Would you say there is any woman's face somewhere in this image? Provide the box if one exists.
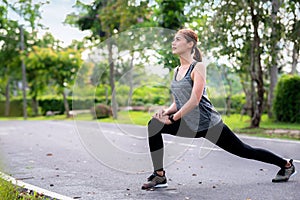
[171,33,193,55]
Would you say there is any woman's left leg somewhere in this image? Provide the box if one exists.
[209,123,287,168]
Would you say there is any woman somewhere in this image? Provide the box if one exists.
[141,28,296,190]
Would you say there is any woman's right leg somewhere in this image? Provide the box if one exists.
[148,118,206,171]
[142,118,183,189]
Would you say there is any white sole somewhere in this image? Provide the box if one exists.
[154,183,168,188]
[290,170,297,178]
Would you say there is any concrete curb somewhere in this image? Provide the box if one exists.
[0,171,73,200]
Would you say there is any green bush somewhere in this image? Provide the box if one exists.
[38,97,65,115]
[131,86,170,106]
[0,99,25,117]
[92,104,112,119]
[273,74,300,123]
[0,96,109,117]
[230,94,246,113]
[210,94,245,114]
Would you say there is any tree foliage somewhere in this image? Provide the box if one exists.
[24,45,83,117]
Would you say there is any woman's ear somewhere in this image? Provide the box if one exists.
[187,41,194,49]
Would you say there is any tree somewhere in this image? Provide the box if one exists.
[266,0,281,118]
[248,0,265,127]
[153,0,188,69]
[25,45,83,117]
[1,0,46,118]
[188,0,282,127]
[0,3,22,116]
[65,0,150,119]
[285,0,300,74]
[52,47,83,118]
[26,33,62,116]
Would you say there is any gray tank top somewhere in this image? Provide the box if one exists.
[171,61,222,132]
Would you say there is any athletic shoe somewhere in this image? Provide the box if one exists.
[141,171,168,189]
[272,159,297,182]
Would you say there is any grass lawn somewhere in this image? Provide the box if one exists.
[0,177,48,200]
[1,111,300,140]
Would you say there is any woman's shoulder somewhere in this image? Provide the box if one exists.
[194,61,205,68]
[191,62,206,79]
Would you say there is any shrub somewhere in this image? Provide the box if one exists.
[0,99,27,117]
[273,74,300,123]
[230,94,246,113]
[0,96,110,117]
[210,94,245,114]
[92,104,112,119]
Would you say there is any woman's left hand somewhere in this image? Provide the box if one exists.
[153,115,172,125]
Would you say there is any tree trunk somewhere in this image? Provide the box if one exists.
[291,41,299,74]
[267,0,280,118]
[249,0,264,128]
[62,91,70,118]
[20,26,27,120]
[32,96,39,116]
[239,73,252,117]
[5,78,10,117]
[128,52,134,106]
[222,66,232,115]
[290,4,299,75]
[108,39,118,119]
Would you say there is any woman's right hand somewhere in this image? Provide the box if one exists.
[152,109,166,118]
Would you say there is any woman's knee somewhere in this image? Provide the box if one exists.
[147,118,164,137]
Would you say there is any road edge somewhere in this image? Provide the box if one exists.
[0,171,74,200]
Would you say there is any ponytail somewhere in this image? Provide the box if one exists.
[193,46,202,62]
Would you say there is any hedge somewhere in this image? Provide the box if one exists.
[0,97,109,117]
[0,93,247,117]
[273,74,300,123]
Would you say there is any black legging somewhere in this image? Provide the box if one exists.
[148,118,287,171]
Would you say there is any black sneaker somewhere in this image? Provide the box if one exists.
[272,159,297,182]
[141,171,168,190]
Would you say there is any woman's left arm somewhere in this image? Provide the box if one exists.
[172,62,206,121]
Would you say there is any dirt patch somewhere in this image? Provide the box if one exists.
[264,129,300,139]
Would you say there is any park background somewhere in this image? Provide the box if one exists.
[0,0,300,132]
[0,0,300,198]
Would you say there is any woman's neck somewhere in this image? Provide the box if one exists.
[179,53,193,68]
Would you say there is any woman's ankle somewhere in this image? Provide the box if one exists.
[285,161,291,168]
[156,170,164,176]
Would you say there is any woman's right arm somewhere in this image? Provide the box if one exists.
[163,102,177,115]
[154,67,178,118]
[163,67,179,115]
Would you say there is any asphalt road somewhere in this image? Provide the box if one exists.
[0,120,299,200]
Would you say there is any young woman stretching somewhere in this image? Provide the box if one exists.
[141,28,296,190]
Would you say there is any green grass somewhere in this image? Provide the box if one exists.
[0,177,50,200]
[96,110,153,126]
[222,114,300,140]
[1,112,300,140]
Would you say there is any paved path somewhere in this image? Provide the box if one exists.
[0,120,299,200]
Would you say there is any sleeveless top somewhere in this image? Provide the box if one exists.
[170,61,222,132]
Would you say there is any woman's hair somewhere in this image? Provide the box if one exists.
[177,29,202,62]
